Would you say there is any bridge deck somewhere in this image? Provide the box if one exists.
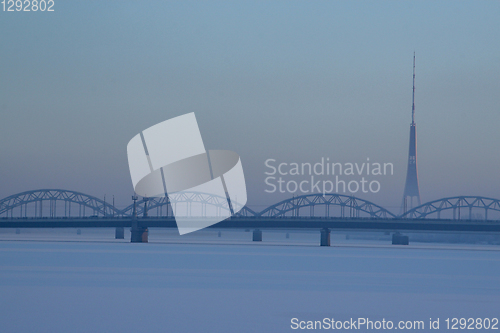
[1,217,500,233]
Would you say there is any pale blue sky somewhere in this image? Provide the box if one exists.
[1,0,499,211]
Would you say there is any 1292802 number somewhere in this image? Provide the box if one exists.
[2,0,54,11]
[445,318,499,330]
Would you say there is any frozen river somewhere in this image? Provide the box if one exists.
[0,229,499,332]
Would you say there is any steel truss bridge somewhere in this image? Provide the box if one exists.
[1,189,500,244]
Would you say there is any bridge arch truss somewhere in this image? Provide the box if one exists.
[400,196,500,221]
[0,189,120,218]
[257,194,396,219]
[4,190,500,224]
[120,192,258,218]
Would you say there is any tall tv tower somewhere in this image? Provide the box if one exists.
[402,53,421,212]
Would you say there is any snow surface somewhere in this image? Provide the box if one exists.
[0,229,499,332]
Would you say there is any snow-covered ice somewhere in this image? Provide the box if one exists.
[0,229,499,332]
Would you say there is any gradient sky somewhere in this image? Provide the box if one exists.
[1,0,499,212]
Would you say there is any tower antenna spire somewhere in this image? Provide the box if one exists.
[402,52,421,213]
[412,52,415,125]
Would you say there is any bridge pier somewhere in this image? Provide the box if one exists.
[130,218,147,243]
[131,227,148,243]
[115,227,124,239]
[320,228,331,246]
[253,229,262,241]
[392,232,409,245]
